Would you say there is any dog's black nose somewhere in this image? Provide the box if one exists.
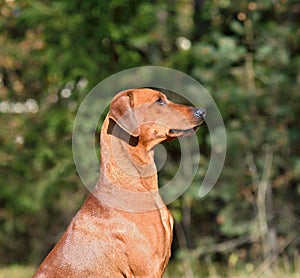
[194,108,206,119]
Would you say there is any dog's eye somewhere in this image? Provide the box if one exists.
[156,98,166,105]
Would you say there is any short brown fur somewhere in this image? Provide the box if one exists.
[34,88,205,278]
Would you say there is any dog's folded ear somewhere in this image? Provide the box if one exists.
[109,90,140,137]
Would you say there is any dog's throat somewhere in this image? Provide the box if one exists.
[107,118,139,147]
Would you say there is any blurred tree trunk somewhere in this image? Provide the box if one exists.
[192,0,208,41]
[247,148,278,266]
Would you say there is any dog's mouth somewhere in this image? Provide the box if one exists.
[168,125,201,138]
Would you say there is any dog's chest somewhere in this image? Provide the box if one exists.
[114,207,173,275]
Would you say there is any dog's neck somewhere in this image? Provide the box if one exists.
[98,117,158,193]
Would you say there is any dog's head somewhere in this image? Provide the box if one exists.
[108,88,206,150]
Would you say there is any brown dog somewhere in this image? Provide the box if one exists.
[34,88,206,277]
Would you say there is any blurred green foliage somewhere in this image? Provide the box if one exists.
[0,0,300,275]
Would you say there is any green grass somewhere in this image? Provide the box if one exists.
[0,265,35,278]
[1,261,300,278]
[164,255,300,278]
